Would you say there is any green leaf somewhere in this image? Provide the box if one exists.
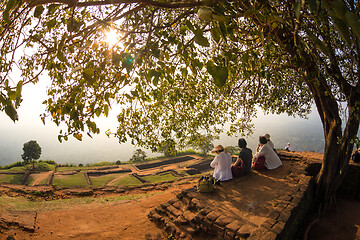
[213,67,228,88]
[3,10,10,24]
[58,135,62,143]
[211,26,221,43]
[212,13,227,22]
[244,9,257,18]
[219,22,228,41]
[104,104,109,117]
[332,17,351,46]
[34,6,45,18]
[206,61,228,88]
[194,32,210,47]
[345,11,360,42]
[305,28,329,56]
[46,18,57,30]
[294,1,301,20]
[57,50,67,62]
[5,104,18,122]
[6,0,16,10]
[15,80,23,104]
[185,20,195,33]
[83,68,95,84]
[95,108,101,117]
[308,0,318,13]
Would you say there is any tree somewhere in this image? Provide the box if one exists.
[225,146,240,156]
[2,0,360,235]
[21,140,42,169]
[129,149,147,162]
[189,133,214,155]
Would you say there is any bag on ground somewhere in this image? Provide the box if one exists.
[197,175,215,193]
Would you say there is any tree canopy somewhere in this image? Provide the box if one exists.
[21,140,42,166]
[2,0,360,232]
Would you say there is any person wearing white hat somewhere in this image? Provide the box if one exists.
[264,133,275,150]
[210,145,233,182]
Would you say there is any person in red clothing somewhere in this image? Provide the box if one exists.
[231,138,252,177]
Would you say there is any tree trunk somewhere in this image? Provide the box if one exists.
[298,54,360,238]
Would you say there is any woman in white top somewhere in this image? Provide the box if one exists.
[253,136,282,170]
[210,145,233,181]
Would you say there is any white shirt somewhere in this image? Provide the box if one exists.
[254,144,282,170]
[210,152,233,181]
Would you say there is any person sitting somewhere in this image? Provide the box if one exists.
[285,143,291,152]
[231,138,252,177]
[264,133,275,149]
[210,145,233,182]
[253,136,282,170]
[352,147,360,163]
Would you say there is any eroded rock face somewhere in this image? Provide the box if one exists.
[0,210,37,233]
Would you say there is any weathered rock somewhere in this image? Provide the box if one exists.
[261,218,277,230]
[215,216,232,227]
[205,211,221,222]
[182,211,196,223]
[226,220,244,233]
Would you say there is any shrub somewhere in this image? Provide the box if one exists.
[2,161,24,170]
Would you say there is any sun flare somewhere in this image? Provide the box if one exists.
[105,28,120,47]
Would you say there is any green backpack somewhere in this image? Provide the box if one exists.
[197,176,215,193]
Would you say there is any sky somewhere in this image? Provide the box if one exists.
[0,75,326,166]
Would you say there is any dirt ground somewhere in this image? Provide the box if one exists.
[1,151,360,240]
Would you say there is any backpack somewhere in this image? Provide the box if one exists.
[252,155,266,170]
[197,176,215,193]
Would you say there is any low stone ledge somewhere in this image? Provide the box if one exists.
[205,211,221,222]
[167,205,182,218]
[215,216,232,227]
[267,210,280,220]
[247,226,268,240]
[261,218,277,230]
[225,220,244,233]
[182,211,196,223]
[271,221,286,235]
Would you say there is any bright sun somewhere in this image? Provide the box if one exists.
[105,28,120,47]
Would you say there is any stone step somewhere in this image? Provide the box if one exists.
[148,188,261,240]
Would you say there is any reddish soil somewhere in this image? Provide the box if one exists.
[1,151,360,240]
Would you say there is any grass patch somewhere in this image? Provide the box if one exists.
[90,174,123,187]
[0,166,28,173]
[38,177,49,185]
[0,191,162,212]
[111,175,143,186]
[27,175,36,186]
[52,173,88,187]
[142,173,178,183]
[0,174,23,184]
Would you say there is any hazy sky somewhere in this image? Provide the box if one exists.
[0,76,326,166]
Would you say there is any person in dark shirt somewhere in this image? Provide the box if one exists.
[231,138,253,177]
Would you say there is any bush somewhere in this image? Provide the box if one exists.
[35,162,56,172]
[115,160,121,165]
[39,160,57,165]
[79,163,84,167]
[2,161,24,170]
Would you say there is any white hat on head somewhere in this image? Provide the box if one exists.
[264,134,270,140]
[211,145,224,153]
